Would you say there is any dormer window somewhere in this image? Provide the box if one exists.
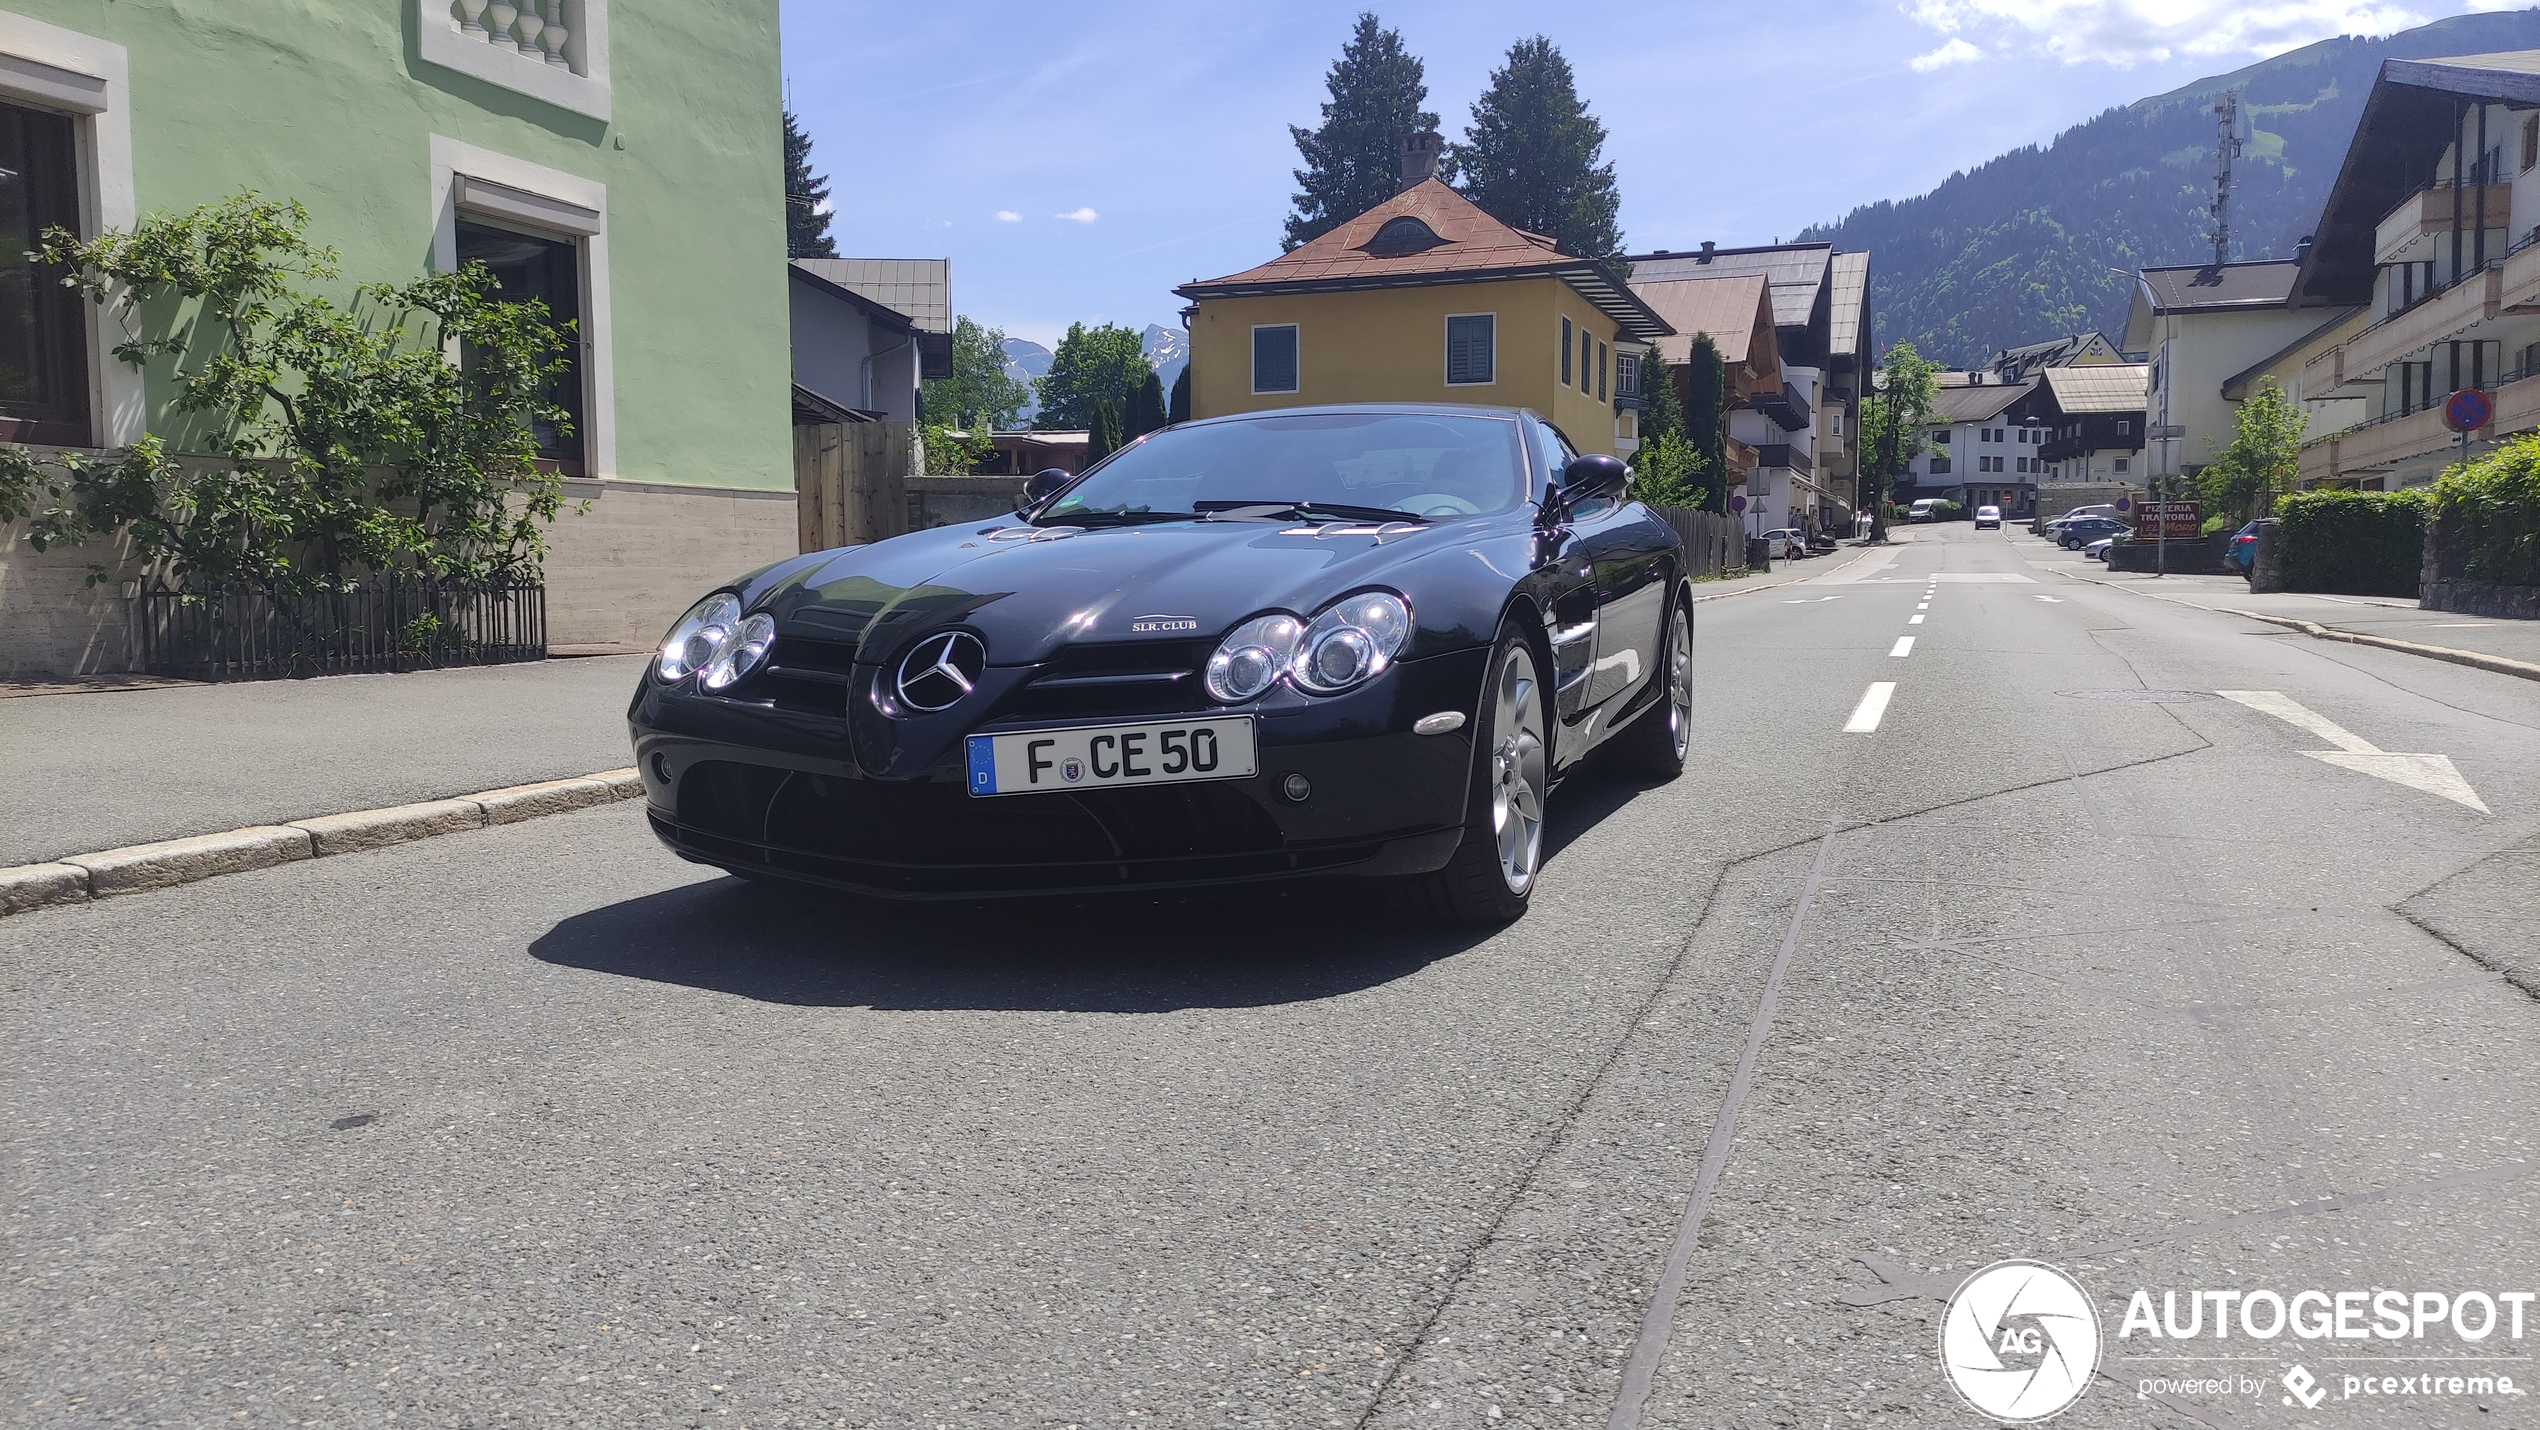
[1362,216,1446,257]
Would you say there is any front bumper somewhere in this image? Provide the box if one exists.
[627,646,1488,899]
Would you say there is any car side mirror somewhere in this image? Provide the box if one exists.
[1558,453,1629,512]
[1021,467,1073,507]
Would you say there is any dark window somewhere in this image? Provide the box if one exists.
[0,102,89,445]
[1579,328,1592,392]
[1362,216,1445,257]
[1930,428,1950,444]
[1560,316,1572,385]
[1596,341,1607,401]
[456,220,585,473]
[1446,314,1494,385]
[1928,457,1951,475]
[1251,323,1299,394]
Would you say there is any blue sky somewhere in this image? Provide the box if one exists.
[780,1,2520,348]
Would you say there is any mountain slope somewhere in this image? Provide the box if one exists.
[1801,9,2540,365]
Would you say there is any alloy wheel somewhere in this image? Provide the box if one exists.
[1664,607,1692,759]
[1490,645,1547,894]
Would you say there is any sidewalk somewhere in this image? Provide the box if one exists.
[2016,538,2540,670]
[0,656,648,868]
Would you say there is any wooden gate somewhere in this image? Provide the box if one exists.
[794,421,913,552]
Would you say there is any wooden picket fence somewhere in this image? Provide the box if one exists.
[1647,502,1747,580]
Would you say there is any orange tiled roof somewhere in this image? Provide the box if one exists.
[1176,179,1670,341]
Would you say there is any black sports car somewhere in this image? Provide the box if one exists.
[629,403,1692,922]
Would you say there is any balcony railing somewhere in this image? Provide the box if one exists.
[2301,262,2501,394]
[449,0,588,72]
[1755,443,1813,475]
[2373,182,2512,267]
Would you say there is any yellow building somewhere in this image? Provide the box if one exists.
[1173,174,1671,457]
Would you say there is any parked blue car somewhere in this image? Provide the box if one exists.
[2225,521,2261,575]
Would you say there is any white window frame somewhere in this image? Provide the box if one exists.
[1250,322,1299,395]
[415,0,610,122]
[0,11,139,449]
[1444,311,1496,387]
[431,134,615,477]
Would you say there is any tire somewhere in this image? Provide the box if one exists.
[1608,597,1691,781]
[1404,626,1547,925]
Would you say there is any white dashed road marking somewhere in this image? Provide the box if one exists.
[1889,637,1915,658]
[1908,614,1924,624]
[1844,682,1897,733]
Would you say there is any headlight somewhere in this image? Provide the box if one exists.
[1294,591,1409,693]
[700,612,776,691]
[1204,614,1303,702]
[1204,592,1410,702]
[657,592,742,682]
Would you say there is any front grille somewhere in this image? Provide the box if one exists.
[664,759,1358,895]
[756,633,861,714]
[1005,639,1213,721]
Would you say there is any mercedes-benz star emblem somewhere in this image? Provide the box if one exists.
[894,631,985,712]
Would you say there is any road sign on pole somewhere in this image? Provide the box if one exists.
[2443,388,2492,433]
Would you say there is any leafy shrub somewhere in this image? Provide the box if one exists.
[2199,513,2233,537]
[1629,429,1707,507]
[2275,488,2426,596]
[2428,435,2540,586]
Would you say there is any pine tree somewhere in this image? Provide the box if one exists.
[1085,397,1123,466]
[1124,371,1169,440]
[784,110,836,259]
[1168,364,1192,424]
[1283,13,1441,251]
[1451,37,1621,258]
[1682,337,1728,514]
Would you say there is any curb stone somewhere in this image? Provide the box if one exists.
[2039,564,2540,683]
[0,767,645,917]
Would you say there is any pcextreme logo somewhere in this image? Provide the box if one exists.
[1940,1261,2102,1423]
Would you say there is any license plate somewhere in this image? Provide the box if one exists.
[965,717,1257,797]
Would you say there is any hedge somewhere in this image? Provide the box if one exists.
[2275,488,2426,596]
[2428,435,2540,587]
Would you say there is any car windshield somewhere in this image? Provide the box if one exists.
[1037,411,1530,524]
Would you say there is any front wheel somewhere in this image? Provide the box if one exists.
[1404,627,1547,925]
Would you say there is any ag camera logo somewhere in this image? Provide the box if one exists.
[1940,1260,2102,1423]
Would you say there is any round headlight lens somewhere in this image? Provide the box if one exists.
[1204,614,1304,702]
[657,592,742,682]
[1292,591,1411,693]
[700,612,777,691]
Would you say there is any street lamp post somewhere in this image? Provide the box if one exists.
[2112,265,2178,577]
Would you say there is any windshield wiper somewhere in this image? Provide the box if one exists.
[1193,499,1426,525]
[1035,508,1185,528]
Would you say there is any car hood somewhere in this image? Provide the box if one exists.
[743,515,1513,666]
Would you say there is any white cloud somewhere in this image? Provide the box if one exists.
[994,209,1021,222]
[1911,37,1984,70]
[1903,0,2431,66]
[1054,206,1099,223]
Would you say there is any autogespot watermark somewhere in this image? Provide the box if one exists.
[1937,1266,2534,1422]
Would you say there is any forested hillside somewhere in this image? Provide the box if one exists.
[1802,10,2540,365]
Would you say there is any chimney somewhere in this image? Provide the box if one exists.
[1399,130,1443,190]
[1697,240,1716,263]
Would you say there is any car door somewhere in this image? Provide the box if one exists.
[1532,420,1602,727]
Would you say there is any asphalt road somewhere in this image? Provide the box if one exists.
[7,525,2537,1429]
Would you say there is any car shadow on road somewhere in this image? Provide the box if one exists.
[528,878,1499,1013]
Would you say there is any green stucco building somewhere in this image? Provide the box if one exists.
[0,0,800,672]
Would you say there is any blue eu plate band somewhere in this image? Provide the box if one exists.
[965,736,997,794]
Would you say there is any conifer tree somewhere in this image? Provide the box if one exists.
[1683,337,1728,513]
[783,110,836,259]
[1283,14,1441,250]
[1168,364,1192,425]
[1451,37,1621,258]
[1125,371,1169,439]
